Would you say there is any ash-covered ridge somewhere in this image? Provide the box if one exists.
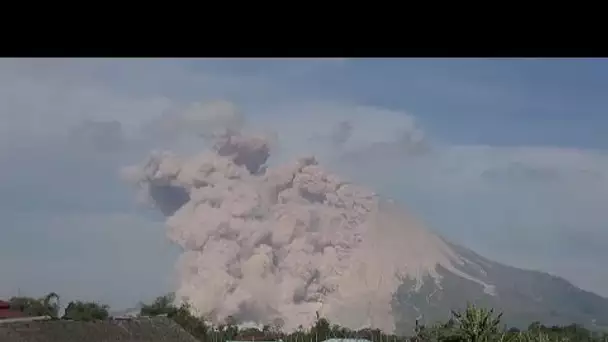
[124,131,497,333]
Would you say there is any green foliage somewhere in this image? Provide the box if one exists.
[310,312,332,341]
[139,294,208,341]
[140,293,178,317]
[451,304,503,342]
[62,300,109,321]
[169,302,209,341]
[9,292,60,318]
[9,291,608,342]
[409,304,608,342]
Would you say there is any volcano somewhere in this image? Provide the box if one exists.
[124,131,608,334]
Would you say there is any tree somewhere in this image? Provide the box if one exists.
[311,313,331,342]
[9,292,60,318]
[62,300,109,321]
[412,318,461,342]
[140,293,178,317]
[170,302,208,341]
[140,295,208,341]
[224,315,239,340]
[450,304,503,342]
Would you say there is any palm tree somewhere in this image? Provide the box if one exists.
[451,303,503,342]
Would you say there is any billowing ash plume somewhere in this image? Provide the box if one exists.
[124,130,495,333]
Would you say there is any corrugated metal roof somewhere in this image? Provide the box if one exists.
[0,316,201,342]
[321,339,373,342]
[0,316,51,324]
[227,340,281,342]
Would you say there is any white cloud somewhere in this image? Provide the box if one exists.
[0,59,174,147]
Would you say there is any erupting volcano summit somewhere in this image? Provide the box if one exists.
[124,130,504,333]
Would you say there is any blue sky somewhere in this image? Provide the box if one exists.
[1,58,607,310]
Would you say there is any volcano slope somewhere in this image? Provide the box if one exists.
[393,241,608,334]
[125,131,608,334]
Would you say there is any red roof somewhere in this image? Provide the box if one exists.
[0,309,27,319]
[0,300,27,319]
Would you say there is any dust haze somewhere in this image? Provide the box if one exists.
[123,102,494,333]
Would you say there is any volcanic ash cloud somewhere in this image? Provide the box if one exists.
[125,131,493,333]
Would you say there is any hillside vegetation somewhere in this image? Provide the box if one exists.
[4,292,608,342]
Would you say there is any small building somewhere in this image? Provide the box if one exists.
[0,300,27,320]
[0,316,200,342]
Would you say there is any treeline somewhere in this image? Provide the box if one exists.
[6,292,109,321]
[5,292,608,342]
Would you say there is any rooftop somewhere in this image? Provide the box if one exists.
[0,316,201,342]
[0,300,28,320]
[321,339,373,342]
